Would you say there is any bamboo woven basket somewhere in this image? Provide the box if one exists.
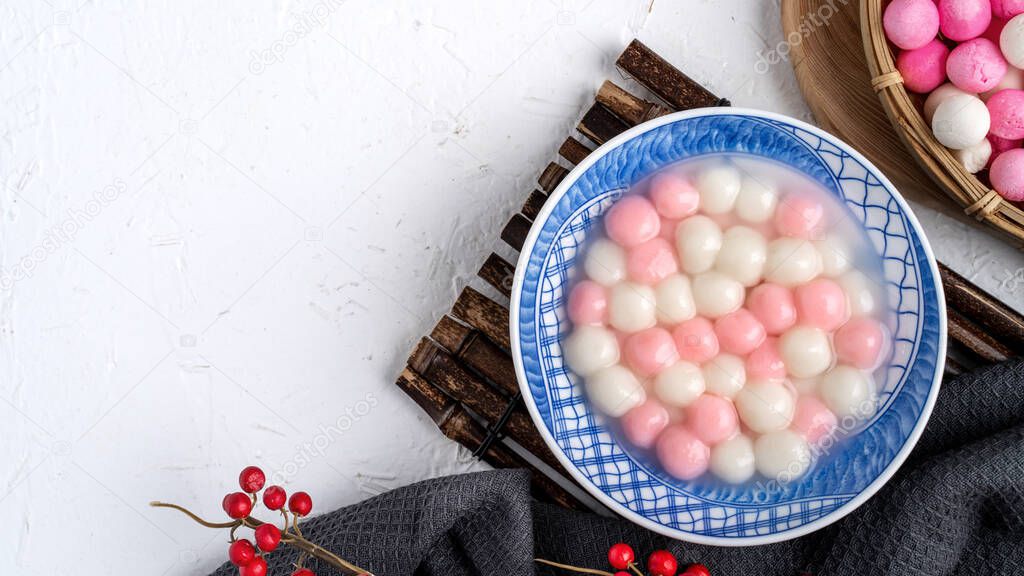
[861,0,1024,243]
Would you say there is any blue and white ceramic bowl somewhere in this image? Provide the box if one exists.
[510,108,946,546]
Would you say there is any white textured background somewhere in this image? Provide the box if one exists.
[2,1,1022,574]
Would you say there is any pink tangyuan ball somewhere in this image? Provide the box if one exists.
[746,283,798,336]
[884,0,941,49]
[685,394,740,446]
[938,0,993,41]
[791,396,839,444]
[714,309,767,356]
[992,0,1024,19]
[834,317,890,370]
[746,337,787,381]
[656,425,710,480]
[567,281,608,326]
[623,327,679,378]
[946,38,1008,92]
[627,238,679,284]
[621,399,671,449]
[672,317,720,364]
[991,148,1024,200]
[987,89,1024,139]
[897,39,951,93]
[774,193,826,239]
[649,172,700,219]
[794,278,850,332]
[605,195,660,248]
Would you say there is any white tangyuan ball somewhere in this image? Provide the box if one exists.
[586,365,646,417]
[923,83,970,123]
[779,326,833,378]
[702,354,746,398]
[609,282,657,333]
[715,226,768,287]
[954,138,993,174]
[982,66,1024,101]
[820,365,877,419]
[563,326,619,376]
[655,274,696,324]
[654,361,706,407]
[710,434,757,484]
[838,270,879,317]
[675,215,723,274]
[696,165,742,214]
[735,176,779,223]
[1001,14,1024,68]
[691,271,745,318]
[764,238,822,286]
[584,238,627,286]
[735,380,795,433]
[931,94,990,150]
[755,430,811,480]
[815,235,853,277]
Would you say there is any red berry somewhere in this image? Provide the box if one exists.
[615,573,631,576]
[239,556,267,576]
[648,550,678,576]
[254,523,282,552]
[288,491,312,516]
[292,570,315,576]
[223,492,253,519]
[239,466,266,493]
[607,543,636,570]
[228,539,256,567]
[682,564,711,576]
[263,485,287,510]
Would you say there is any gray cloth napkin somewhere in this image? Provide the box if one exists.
[210,359,1024,576]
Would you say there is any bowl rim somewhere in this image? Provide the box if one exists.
[509,106,947,546]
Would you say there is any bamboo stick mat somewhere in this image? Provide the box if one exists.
[394,40,1024,510]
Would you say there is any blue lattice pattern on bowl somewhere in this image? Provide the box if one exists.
[511,110,945,545]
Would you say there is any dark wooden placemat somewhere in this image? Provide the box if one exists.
[394,40,1024,510]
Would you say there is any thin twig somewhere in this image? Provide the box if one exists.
[151,501,374,575]
[535,558,615,575]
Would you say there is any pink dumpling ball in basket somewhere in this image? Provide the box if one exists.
[897,39,951,93]
[884,0,941,49]
[987,89,1024,139]
[605,195,660,247]
[993,0,1024,19]
[939,0,993,41]
[991,148,1024,200]
[946,39,1008,92]
[989,134,1024,163]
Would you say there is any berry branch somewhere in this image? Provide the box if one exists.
[535,543,711,576]
[151,466,373,576]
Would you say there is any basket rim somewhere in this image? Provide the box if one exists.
[859,0,1024,243]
